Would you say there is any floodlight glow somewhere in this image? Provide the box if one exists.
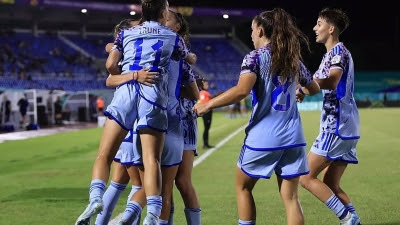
[81,9,87,14]
[223,14,229,19]
[130,11,136,15]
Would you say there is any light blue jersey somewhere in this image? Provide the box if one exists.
[179,62,198,152]
[114,21,190,109]
[131,58,195,166]
[240,44,313,150]
[314,42,360,139]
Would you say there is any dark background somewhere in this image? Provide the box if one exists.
[81,0,400,71]
[1,0,399,72]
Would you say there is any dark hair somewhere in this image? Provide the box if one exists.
[141,0,167,22]
[319,8,350,34]
[112,18,140,38]
[253,8,310,81]
[168,10,190,46]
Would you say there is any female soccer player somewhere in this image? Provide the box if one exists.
[94,18,145,225]
[299,8,361,225]
[166,10,202,225]
[112,10,199,225]
[193,8,320,225]
[74,0,195,224]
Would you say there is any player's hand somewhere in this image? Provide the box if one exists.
[192,102,210,116]
[105,43,114,53]
[137,68,159,87]
[296,88,305,103]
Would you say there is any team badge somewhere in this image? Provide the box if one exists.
[331,55,341,64]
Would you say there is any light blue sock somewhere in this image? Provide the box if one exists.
[167,204,174,225]
[184,208,201,225]
[325,194,348,219]
[95,181,127,225]
[344,203,358,217]
[89,179,106,201]
[121,201,142,224]
[147,195,162,218]
[238,219,255,225]
[127,185,142,203]
[159,219,168,225]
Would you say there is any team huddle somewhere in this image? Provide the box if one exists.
[74,0,361,225]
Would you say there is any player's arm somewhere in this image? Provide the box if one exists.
[105,43,114,53]
[185,52,197,65]
[296,79,320,96]
[193,73,256,116]
[172,37,197,65]
[105,47,122,75]
[181,81,200,100]
[106,68,159,87]
[295,61,321,102]
[180,61,199,100]
[106,31,124,75]
[296,80,320,103]
[314,68,342,90]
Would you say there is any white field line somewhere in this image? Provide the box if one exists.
[108,124,247,225]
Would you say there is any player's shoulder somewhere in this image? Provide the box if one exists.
[330,42,350,56]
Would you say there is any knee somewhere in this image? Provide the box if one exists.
[281,191,299,202]
[299,176,310,189]
[235,182,253,193]
[324,181,341,193]
[175,176,189,191]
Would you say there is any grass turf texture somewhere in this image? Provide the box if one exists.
[0,108,399,224]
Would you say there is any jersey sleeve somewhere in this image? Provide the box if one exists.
[171,35,189,61]
[298,61,313,86]
[240,50,259,76]
[181,61,196,86]
[329,45,347,71]
[113,30,124,52]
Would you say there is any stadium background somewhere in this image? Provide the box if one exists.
[0,0,399,130]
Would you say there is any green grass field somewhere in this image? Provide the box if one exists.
[0,108,399,225]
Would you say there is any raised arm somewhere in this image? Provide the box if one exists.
[193,73,256,116]
[105,48,122,75]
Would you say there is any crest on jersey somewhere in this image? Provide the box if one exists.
[331,55,341,64]
[241,58,248,67]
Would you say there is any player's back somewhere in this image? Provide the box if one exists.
[114,21,183,108]
[244,45,306,150]
[118,21,179,74]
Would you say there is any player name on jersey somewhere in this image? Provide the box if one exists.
[139,27,162,35]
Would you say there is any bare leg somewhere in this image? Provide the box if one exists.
[175,151,200,208]
[235,167,258,221]
[323,161,350,204]
[128,166,146,207]
[139,128,165,196]
[299,152,333,202]
[277,176,304,225]
[92,118,128,182]
[160,166,179,220]
[111,161,130,184]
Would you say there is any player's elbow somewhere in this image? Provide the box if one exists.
[105,61,119,74]
[236,89,250,101]
[186,53,197,65]
[105,79,112,87]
